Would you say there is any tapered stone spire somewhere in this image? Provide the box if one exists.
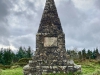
[38,0,63,33]
[36,0,66,62]
[23,0,81,75]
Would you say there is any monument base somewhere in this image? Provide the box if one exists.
[23,59,81,75]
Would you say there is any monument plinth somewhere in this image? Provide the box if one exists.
[23,0,81,75]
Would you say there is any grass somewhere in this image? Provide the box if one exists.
[78,60,100,75]
[0,67,23,75]
[0,60,100,75]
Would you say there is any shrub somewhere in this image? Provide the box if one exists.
[94,60,100,64]
[74,59,80,63]
[16,58,32,67]
[97,60,100,64]
[11,65,20,69]
[0,64,4,69]
[0,64,11,69]
[4,65,11,69]
[18,58,32,63]
[16,63,27,67]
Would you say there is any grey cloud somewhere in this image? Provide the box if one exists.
[7,0,44,49]
[95,0,100,9]
[25,0,36,11]
[0,22,9,37]
[57,0,100,50]
[0,0,9,21]
[0,0,12,46]
[11,0,37,21]
[11,34,35,48]
[0,37,10,46]
[9,0,43,34]
[58,0,87,27]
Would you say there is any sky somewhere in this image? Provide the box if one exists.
[0,0,100,51]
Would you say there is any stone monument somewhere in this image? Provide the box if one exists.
[23,0,81,75]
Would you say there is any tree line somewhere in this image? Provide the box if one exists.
[0,47,100,65]
[67,48,100,60]
[0,46,33,65]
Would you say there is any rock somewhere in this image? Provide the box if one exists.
[23,65,30,75]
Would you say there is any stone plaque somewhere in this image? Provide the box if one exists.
[44,37,57,47]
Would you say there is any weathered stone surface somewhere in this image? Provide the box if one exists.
[23,0,81,75]
[38,0,63,34]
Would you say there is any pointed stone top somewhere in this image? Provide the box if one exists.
[38,0,63,34]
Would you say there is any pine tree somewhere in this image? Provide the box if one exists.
[78,51,82,60]
[16,46,26,59]
[0,48,4,64]
[87,49,92,60]
[3,48,14,65]
[82,48,86,60]
[26,46,33,58]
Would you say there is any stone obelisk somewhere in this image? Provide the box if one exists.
[23,0,81,75]
[36,0,67,63]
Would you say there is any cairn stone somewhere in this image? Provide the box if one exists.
[23,0,81,75]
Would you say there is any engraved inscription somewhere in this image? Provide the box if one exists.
[44,37,57,47]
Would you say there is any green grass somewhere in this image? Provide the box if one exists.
[78,60,100,75]
[0,60,100,75]
[0,67,23,75]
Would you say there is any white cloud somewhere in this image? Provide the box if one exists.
[72,0,95,11]
[10,34,35,49]
[0,44,17,51]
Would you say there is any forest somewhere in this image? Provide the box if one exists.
[0,47,100,66]
[0,46,33,66]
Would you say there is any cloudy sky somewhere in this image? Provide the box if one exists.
[0,0,100,51]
